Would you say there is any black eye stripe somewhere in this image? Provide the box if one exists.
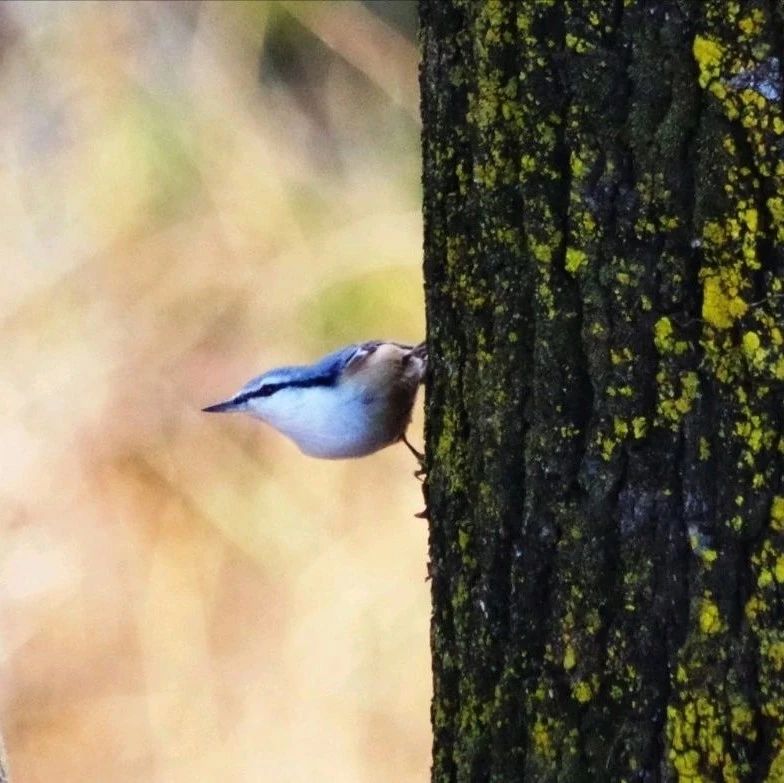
[236,383,283,402]
[234,374,336,404]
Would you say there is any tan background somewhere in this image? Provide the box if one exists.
[0,2,430,781]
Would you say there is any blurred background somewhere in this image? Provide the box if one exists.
[0,2,429,781]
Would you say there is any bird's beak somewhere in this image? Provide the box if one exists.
[202,400,238,413]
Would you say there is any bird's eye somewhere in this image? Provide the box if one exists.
[252,383,276,399]
[234,381,283,405]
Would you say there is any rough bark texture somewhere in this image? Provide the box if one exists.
[420,1,784,781]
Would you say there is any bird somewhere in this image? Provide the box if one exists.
[203,340,427,460]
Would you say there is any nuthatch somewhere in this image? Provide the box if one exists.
[203,341,427,460]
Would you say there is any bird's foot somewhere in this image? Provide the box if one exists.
[401,433,426,482]
[400,434,428,516]
[400,432,424,462]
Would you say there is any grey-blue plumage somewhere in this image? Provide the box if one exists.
[203,341,426,458]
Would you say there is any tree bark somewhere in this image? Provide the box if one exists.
[420,1,784,780]
[0,734,9,783]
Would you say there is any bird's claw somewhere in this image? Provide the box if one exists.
[401,433,427,481]
[401,433,425,462]
[400,434,428,516]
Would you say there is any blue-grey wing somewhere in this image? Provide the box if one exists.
[319,340,423,380]
[262,342,380,389]
[307,341,384,380]
[237,341,386,398]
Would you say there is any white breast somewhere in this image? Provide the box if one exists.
[246,384,391,459]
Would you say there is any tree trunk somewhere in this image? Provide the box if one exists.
[419,1,784,780]
[0,734,8,783]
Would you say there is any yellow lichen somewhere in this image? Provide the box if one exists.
[613,417,629,438]
[693,35,725,88]
[565,246,586,275]
[572,680,593,703]
[771,496,784,532]
[699,597,724,635]
[654,316,689,355]
[632,417,647,439]
[670,748,700,778]
[530,717,555,762]
[742,330,760,355]
[702,275,748,329]
[702,549,718,565]
[741,330,767,368]
[730,704,756,740]
[775,556,784,584]
[654,316,673,347]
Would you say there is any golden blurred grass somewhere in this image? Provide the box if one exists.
[0,2,429,781]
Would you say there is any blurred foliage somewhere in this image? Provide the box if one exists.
[0,2,428,782]
[304,267,424,348]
